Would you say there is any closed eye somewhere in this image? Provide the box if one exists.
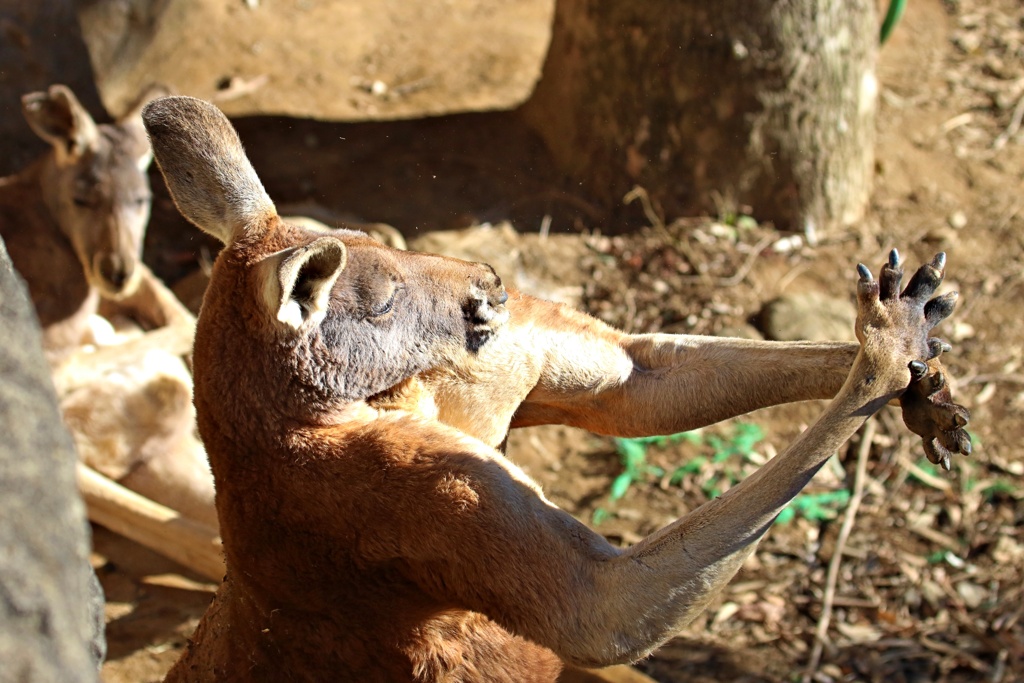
[368,284,403,318]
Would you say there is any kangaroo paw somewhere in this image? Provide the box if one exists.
[900,356,972,470]
[855,250,971,470]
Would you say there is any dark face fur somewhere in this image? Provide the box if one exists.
[51,124,152,297]
[311,235,508,403]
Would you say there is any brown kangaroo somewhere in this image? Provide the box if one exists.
[0,84,216,526]
[144,96,971,681]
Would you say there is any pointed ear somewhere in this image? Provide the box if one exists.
[259,237,347,330]
[143,96,276,245]
[21,85,99,157]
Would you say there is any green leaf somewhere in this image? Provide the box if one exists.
[609,472,634,501]
[592,507,609,525]
[776,507,796,525]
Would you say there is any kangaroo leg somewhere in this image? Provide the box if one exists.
[350,252,966,669]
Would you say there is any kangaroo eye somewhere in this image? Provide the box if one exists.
[72,196,92,208]
[368,286,401,318]
[370,297,394,317]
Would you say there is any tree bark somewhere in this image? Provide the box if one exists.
[520,0,878,234]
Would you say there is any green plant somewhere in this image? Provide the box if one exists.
[592,423,852,527]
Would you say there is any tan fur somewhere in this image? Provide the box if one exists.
[0,84,191,353]
[144,96,970,681]
[0,85,215,526]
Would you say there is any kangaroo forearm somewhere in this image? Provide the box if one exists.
[574,377,881,665]
[119,263,196,329]
[514,334,860,436]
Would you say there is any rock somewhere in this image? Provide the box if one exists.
[76,0,554,120]
[716,323,764,340]
[0,0,104,174]
[0,238,103,681]
[757,291,857,342]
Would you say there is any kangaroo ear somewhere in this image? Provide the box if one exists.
[259,237,347,330]
[143,95,276,245]
[22,85,99,158]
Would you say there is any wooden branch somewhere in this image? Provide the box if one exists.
[77,463,224,582]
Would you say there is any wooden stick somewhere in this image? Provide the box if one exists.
[803,417,876,681]
[76,463,224,582]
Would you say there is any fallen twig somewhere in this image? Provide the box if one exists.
[803,418,876,682]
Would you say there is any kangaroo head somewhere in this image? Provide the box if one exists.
[143,96,509,430]
[24,84,155,299]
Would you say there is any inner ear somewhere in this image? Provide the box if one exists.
[262,237,347,330]
[21,85,99,157]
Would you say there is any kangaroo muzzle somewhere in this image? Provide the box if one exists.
[93,252,139,298]
[463,274,509,351]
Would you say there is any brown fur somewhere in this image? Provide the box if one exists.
[144,96,971,681]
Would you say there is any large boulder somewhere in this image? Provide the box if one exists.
[0,237,104,682]
[0,0,103,174]
[76,0,554,120]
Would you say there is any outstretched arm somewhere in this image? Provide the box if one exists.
[343,253,969,667]
[501,292,859,435]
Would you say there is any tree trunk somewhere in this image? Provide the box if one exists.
[520,0,878,235]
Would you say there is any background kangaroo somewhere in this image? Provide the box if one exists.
[0,84,216,526]
[0,84,192,353]
[144,96,970,681]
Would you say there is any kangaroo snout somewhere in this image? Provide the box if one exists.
[463,268,509,349]
[94,252,138,297]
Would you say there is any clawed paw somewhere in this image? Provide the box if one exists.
[900,357,972,470]
[854,249,972,470]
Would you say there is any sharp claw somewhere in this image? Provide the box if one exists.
[889,248,900,268]
[941,453,951,471]
[909,360,929,381]
[928,339,953,358]
[925,291,959,326]
[857,263,872,280]
[932,252,946,273]
[957,431,972,455]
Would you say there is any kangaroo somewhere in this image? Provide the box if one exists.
[143,96,970,682]
[0,84,192,354]
[0,85,216,527]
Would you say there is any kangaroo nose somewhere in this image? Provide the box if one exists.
[466,268,509,326]
[97,253,135,292]
[468,297,500,325]
[481,264,507,304]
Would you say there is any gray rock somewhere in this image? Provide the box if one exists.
[0,237,103,682]
[758,291,857,342]
[75,0,554,120]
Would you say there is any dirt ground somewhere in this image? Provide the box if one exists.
[97,0,1023,681]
